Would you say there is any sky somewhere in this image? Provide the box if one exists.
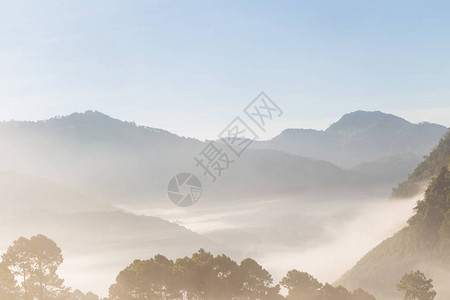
[0,0,449,140]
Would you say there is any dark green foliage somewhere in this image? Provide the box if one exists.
[339,167,450,298]
[392,130,450,198]
[397,270,436,300]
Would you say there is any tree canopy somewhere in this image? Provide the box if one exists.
[109,250,375,300]
[1,234,98,300]
[397,270,436,300]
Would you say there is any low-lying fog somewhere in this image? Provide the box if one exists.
[114,195,418,294]
[0,192,419,297]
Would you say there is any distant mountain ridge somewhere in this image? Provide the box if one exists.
[254,110,447,168]
[0,110,408,206]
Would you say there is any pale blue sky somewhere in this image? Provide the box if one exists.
[0,0,449,139]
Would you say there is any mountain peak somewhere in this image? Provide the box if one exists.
[47,110,117,125]
[326,110,410,132]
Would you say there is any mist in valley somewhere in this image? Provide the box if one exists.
[1,1,450,299]
[0,174,420,298]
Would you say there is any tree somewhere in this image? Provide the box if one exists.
[28,234,68,300]
[351,288,376,300]
[207,254,240,299]
[237,258,280,300]
[110,250,283,300]
[280,271,375,300]
[174,249,215,299]
[397,270,436,300]
[2,236,33,300]
[109,249,379,300]
[68,290,99,300]
[110,255,177,300]
[0,261,19,300]
[2,234,68,300]
[281,270,322,300]
[172,249,242,300]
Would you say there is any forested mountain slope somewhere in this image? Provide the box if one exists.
[392,130,450,199]
[338,167,450,299]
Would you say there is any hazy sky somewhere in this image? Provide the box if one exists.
[0,0,449,140]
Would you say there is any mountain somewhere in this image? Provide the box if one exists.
[254,111,447,168]
[0,111,203,204]
[392,130,450,199]
[337,167,450,300]
[0,111,398,207]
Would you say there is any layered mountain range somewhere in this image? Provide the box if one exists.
[0,110,446,206]
[0,110,448,296]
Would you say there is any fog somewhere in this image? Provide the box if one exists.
[258,197,418,284]
[118,195,419,295]
[0,169,419,297]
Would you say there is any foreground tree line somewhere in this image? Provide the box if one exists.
[0,235,437,300]
[109,249,375,300]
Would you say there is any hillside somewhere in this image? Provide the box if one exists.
[254,111,447,168]
[337,167,450,300]
[392,130,450,199]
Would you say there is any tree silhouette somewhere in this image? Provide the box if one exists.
[0,261,18,300]
[351,288,376,300]
[109,250,377,300]
[110,250,283,300]
[68,289,100,300]
[110,255,176,300]
[2,234,68,300]
[397,270,436,300]
[236,258,281,300]
[281,270,322,300]
[2,236,33,300]
[281,270,375,300]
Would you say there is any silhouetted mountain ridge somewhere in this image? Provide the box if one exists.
[255,110,447,167]
[0,111,403,206]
